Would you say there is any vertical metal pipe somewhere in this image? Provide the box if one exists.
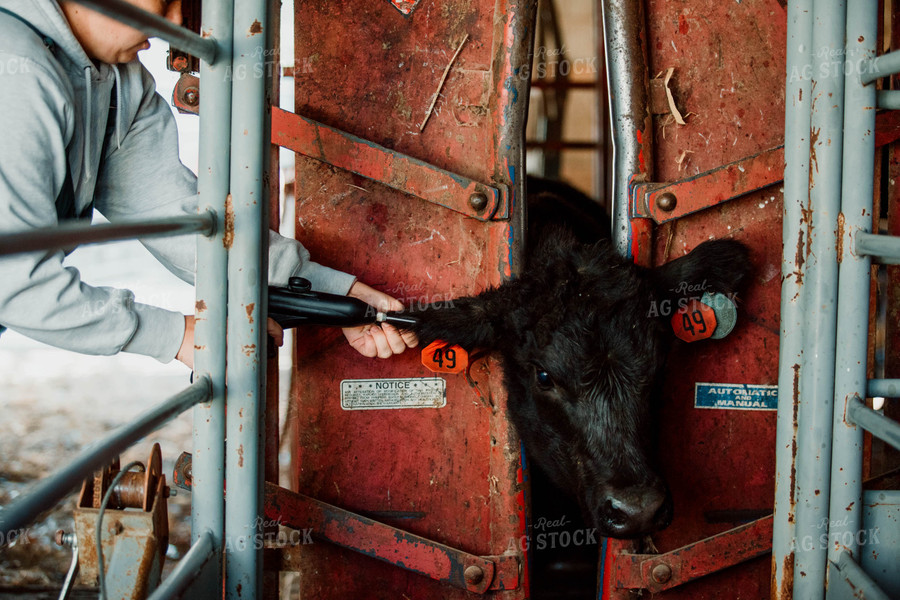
[826,1,876,584]
[773,0,813,595]
[192,0,233,594]
[599,0,653,256]
[793,0,845,596]
[225,0,268,597]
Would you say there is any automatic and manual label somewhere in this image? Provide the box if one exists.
[694,382,778,411]
[340,378,446,410]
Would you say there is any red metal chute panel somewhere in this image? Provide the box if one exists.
[602,1,787,598]
[278,2,534,598]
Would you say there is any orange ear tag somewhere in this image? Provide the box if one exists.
[671,298,717,343]
[421,340,468,374]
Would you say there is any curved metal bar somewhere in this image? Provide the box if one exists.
[0,377,211,540]
[600,0,653,256]
[146,530,216,600]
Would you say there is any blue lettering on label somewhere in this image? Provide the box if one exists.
[694,382,778,411]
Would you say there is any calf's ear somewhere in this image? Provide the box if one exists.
[407,286,516,351]
[651,239,751,302]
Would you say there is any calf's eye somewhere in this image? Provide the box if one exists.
[535,368,554,390]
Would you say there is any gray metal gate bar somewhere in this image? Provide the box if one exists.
[773,0,815,595]
[0,214,215,257]
[867,379,900,397]
[191,0,234,594]
[877,90,900,110]
[0,377,211,539]
[847,396,900,451]
[855,232,900,263]
[792,0,846,596]
[146,530,216,600]
[861,49,900,85]
[69,0,217,63]
[599,0,652,255]
[826,2,876,583]
[224,0,268,596]
[831,550,892,600]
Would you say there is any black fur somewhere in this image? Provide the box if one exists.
[409,178,751,538]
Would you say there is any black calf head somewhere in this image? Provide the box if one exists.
[412,231,750,538]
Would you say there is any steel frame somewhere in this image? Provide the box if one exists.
[0,0,269,596]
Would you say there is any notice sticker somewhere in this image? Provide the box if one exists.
[340,378,446,410]
[695,382,778,411]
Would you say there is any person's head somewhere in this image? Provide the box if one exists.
[60,0,182,64]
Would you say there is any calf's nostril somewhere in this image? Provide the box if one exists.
[603,500,629,528]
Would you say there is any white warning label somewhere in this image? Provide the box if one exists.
[340,378,446,410]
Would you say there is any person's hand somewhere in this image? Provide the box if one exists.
[343,282,419,358]
[176,315,284,370]
[176,314,195,369]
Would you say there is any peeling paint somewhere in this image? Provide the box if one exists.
[246,303,255,324]
[836,212,845,263]
[224,194,235,249]
[195,299,207,313]
[249,20,262,35]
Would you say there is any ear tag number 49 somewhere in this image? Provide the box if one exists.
[422,340,468,374]
[671,299,717,343]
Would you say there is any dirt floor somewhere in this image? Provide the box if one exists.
[0,327,197,591]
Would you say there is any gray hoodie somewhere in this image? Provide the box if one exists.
[0,0,355,362]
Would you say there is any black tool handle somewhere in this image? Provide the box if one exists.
[268,278,420,329]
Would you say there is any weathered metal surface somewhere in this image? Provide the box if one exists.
[285,1,533,598]
[614,515,773,593]
[633,146,785,224]
[596,0,787,598]
[264,483,519,593]
[271,108,505,221]
[172,73,200,115]
[74,471,169,598]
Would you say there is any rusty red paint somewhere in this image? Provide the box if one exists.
[285,1,529,597]
[636,128,646,174]
[271,108,504,221]
[599,1,787,598]
[637,146,785,224]
[615,516,773,593]
[264,483,518,593]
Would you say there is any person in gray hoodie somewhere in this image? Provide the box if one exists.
[0,0,417,367]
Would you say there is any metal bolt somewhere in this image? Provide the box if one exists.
[464,565,484,585]
[651,563,672,584]
[55,530,76,547]
[655,192,677,212]
[468,192,489,212]
[183,88,199,106]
